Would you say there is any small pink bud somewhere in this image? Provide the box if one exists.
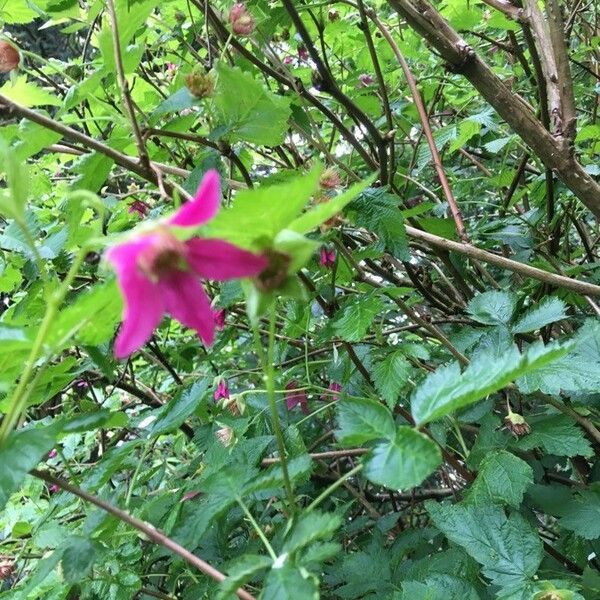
[182,490,201,502]
[283,55,293,66]
[285,381,308,414]
[229,3,255,36]
[358,73,374,87]
[213,309,226,330]
[0,41,19,73]
[298,46,309,61]
[49,484,60,494]
[214,379,230,401]
[320,168,341,189]
[321,382,342,401]
[216,426,234,447]
[319,246,336,268]
[47,449,58,459]
[128,199,150,218]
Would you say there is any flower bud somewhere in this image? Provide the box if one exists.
[328,9,339,22]
[319,246,336,268]
[0,555,14,581]
[0,41,19,73]
[504,409,530,438]
[229,3,255,36]
[213,309,226,330]
[320,168,341,189]
[185,67,215,99]
[285,381,308,414]
[214,379,230,401]
[216,426,234,447]
[358,73,374,87]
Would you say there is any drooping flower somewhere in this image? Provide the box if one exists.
[298,45,309,61]
[229,3,255,36]
[285,381,308,414]
[358,73,374,87]
[48,484,60,494]
[128,199,150,218]
[321,382,342,401]
[283,55,293,66]
[106,170,268,359]
[214,379,230,401]
[320,168,341,190]
[0,41,19,73]
[319,246,336,268]
[504,407,530,438]
[214,309,226,330]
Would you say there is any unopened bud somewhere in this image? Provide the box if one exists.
[229,3,255,36]
[320,168,341,189]
[254,249,291,292]
[328,9,339,22]
[0,41,19,73]
[0,555,14,581]
[185,67,215,99]
[504,409,530,438]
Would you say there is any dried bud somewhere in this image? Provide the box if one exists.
[185,67,215,99]
[216,426,234,447]
[504,409,530,438]
[358,73,374,87]
[0,555,14,581]
[229,3,255,36]
[0,41,19,73]
[328,9,339,22]
[254,249,291,292]
[320,168,341,189]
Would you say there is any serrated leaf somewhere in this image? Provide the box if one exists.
[152,87,196,117]
[467,290,516,325]
[262,564,319,600]
[243,455,312,495]
[559,489,600,540]
[335,397,396,445]
[512,297,568,333]
[151,379,209,435]
[411,342,567,426]
[283,510,341,553]
[426,502,543,592]
[333,295,384,342]
[0,76,61,107]
[465,450,533,507]
[217,554,272,600]
[363,427,442,490]
[61,536,96,583]
[372,350,411,408]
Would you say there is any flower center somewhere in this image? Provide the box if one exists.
[137,231,189,283]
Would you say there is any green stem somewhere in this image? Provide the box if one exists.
[0,247,89,443]
[307,464,363,512]
[237,496,277,560]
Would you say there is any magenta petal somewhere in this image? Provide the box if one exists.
[169,170,221,227]
[160,271,215,345]
[111,258,164,359]
[185,238,268,281]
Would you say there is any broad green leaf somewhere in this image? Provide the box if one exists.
[512,297,568,333]
[559,489,600,540]
[426,502,543,593]
[63,409,127,433]
[289,176,374,234]
[363,427,442,490]
[61,536,97,582]
[70,151,114,192]
[214,62,291,146]
[333,294,384,342]
[217,555,272,600]
[152,87,196,117]
[411,342,567,426]
[243,455,312,495]
[465,450,533,507]
[262,564,319,600]
[0,423,60,510]
[400,575,480,600]
[0,76,61,107]
[151,379,209,435]
[467,290,516,325]
[516,414,593,458]
[335,397,396,445]
[283,511,342,554]
[372,350,411,409]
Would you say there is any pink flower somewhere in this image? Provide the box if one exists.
[283,55,293,66]
[298,46,309,61]
[229,3,255,35]
[106,171,268,359]
[321,382,342,401]
[128,200,150,218]
[47,449,58,459]
[285,381,308,414]
[319,246,336,268]
[320,169,341,189]
[358,73,374,87]
[214,309,226,330]
[49,484,60,494]
[181,490,201,502]
[214,379,230,401]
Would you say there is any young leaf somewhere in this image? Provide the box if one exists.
[467,290,517,325]
[411,342,567,426]
[61,536,97,582]
[262,564,319,600]
[217,554,272,600]
[332,295,384,342]
[363,427,442,490]
[283,511,342,554]
[465,450,533,507]
[512,297,568,333]
[335,397,396,446]
[426,502,543,593]
[372,350,411,409]
[151,380,209,435]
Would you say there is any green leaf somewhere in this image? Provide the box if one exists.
[363,427,442,490]
[63,409,126,433]
[426,502,543,592]
[411,342,567,426]
[333,294,384,342]
[515,414,593,457]
[0,423,60,510]
[152,87,196,117]
[465,450,533,507]
[400,575,480,600]
[243,455,312,495]
[217,555,272,600]
[151,379,209,435]
[61,536,97,582]
[288,175,374,234]
[283,510,342,554]
[0,76,61,107]
[372,350,411,409]
[335,397,396,446]
[467,290,517,325]
[214,62,291,146]
[560,489,600,540]
[262,564,319,600]
[512,297,568,333]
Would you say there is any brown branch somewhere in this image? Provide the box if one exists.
[30,469,257,600]
[262,448,368,466]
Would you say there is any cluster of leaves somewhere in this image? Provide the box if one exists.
[1,1,600,599]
